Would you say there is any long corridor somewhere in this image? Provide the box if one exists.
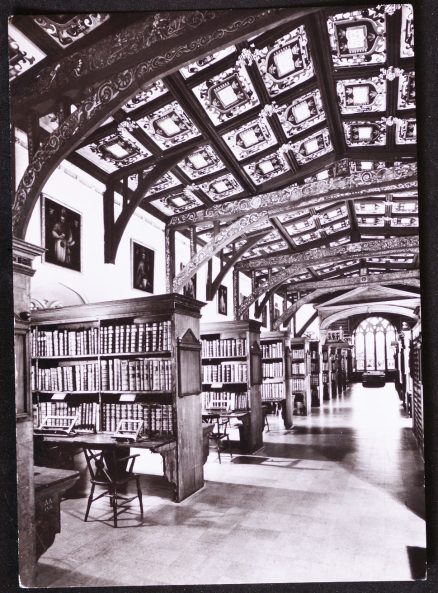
[36,382,426,587]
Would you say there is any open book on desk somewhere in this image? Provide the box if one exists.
[111,419,147,443]
[34,414,79,437]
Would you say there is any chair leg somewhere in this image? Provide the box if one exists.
[84,483,95,522]
[226,435,232,458]
[112,488,118,528]
[217,440,221,464]
[136,476,143,515]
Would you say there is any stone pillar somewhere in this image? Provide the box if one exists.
[13,238,45,587]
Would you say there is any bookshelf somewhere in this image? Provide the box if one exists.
[200,320,263,453]
[31,294,205,502]
[321,344,330,401]
[290,337,311,416]
[309,340,320,407]
[410,325,423,455]
[260,331,293,429]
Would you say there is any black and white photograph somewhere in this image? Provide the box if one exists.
[3,2,438,591]
[43,196,81,272]
[132,241,154,293]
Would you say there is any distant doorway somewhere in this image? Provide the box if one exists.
[352,316,397,372]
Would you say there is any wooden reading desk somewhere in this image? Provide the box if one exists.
[34,432,178,499]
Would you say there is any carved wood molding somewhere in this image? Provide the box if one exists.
[236,235,419,271]
[272,271,421,330]
[13,10,284,112]
[169,163,417,228]
[172,212,269,293]
[237,237,419,317]
[12,9,283,238]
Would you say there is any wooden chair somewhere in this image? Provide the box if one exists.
[83,448,143,527]
[204,415,233,463]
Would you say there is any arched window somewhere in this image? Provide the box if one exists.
[352,316,397,372]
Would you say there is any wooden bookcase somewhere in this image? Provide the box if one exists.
[309,340,320,407]
[321,344,330,401]
[410,324,423,455]
[200,320,263,453]
[260,331,293,428]
[290,337,311,416]
[31,293,205,502]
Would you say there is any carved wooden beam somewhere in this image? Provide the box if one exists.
[172,211,269,293]
[208,231,269,301]
[12,9,287,238]
[272,271,421,330]
[165,227,175,293]
[239,242,419,318]
[107,150,193,263]
[12,9,290,114]
[168,163,417,228]
[235,235,419,271]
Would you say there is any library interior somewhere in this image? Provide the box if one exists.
[8,5,426,587]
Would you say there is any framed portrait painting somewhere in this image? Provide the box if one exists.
[218,285,227,316]
[43,195,81,272]
[132,241,154,293]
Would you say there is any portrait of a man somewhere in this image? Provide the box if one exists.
[133,241,154,293]
[43,196,81,271]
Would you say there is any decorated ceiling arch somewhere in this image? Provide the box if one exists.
[9,4,419,321]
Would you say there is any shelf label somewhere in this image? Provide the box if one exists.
[211,382,223,388]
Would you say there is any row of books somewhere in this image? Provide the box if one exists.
[32,328,99,357]
[261,383,285,400]
[100,321,171,354]
[261,342,284,359]
[203,391,249,411]
[101,402,174,434]
[33,362,99,392]
[310,375,319,386]
[291,362,306,375]
[201,338,246,358]
[262,362,284,378]
[202,363,248,384]
[291,378,305,391]
[34,401,98,428]
[101,358,171,392]
[291,349,305,359]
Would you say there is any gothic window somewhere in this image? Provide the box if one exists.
[352,316,397,372]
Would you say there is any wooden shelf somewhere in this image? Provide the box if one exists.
[100,351,171,357]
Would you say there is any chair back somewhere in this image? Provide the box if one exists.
[83,448,112,484]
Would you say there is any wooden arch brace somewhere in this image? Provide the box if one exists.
[272,271,421,330]
[319,304,419,330]
[207,231,270,301]
[12,9,286,238]
[272,288,341,330]
[237,236,419,317]
[105,149,193,263]
[172,212,270,293]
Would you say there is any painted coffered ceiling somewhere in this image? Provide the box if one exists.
[9,4,419,302]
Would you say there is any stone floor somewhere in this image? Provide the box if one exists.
[35,382,426,586]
